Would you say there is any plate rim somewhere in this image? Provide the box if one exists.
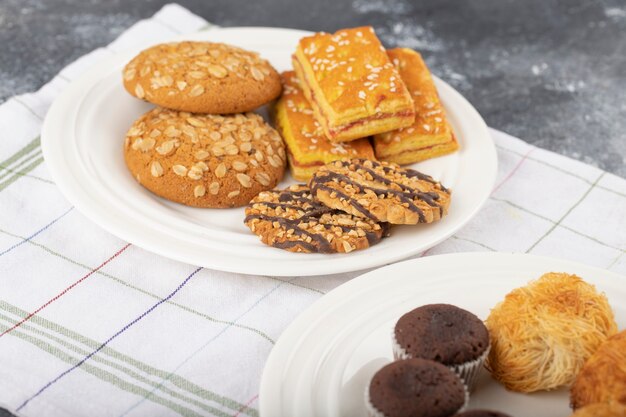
[41,26,498,276]
[259,251,626,416]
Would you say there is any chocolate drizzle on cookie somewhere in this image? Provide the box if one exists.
[310,181,377,220]
[244,185,388,254]
[309,159,450,224]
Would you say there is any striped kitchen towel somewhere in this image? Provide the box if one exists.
[1,3,625,417]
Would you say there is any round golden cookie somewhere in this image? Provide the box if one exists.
[124,108,286,208]
[570,330,626,409]
[244,184,390,253]
[309,159,451,225]
[123,41,282,114]
[569,402,626,417]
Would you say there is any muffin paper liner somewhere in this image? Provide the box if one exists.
[391,328,490,392]
[364,386,386,417]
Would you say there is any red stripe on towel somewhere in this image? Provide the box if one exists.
[0,243,131,338]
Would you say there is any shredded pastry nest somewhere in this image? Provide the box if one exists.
[485,272,617,393]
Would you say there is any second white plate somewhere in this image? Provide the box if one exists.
[41,27,497,276]
[260,252,626,416]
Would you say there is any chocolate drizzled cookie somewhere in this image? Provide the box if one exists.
[244,184,389,253]
[309,159,450,224]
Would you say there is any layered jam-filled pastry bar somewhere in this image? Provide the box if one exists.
[373,48,459,165]
[273,71,375,181]
[292,26,415,143]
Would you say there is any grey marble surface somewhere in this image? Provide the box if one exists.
[0,0,624,415]
[1,0,626,177]
[1,0,625,178]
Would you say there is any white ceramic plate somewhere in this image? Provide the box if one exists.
[41,27,497,276]
[259,252,626,416]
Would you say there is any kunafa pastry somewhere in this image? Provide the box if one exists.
[373,48,459,165]
[486,272,617,393]
[293,26,415,142]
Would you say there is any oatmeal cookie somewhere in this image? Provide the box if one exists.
[123,41,282,113]
[124,108,286,208]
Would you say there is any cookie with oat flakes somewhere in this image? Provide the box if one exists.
[123,41,282,114]
[309,159,450,224]
[124,108,286,208]
[244,184,389,253]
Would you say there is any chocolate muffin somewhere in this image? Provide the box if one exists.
[366,358,468,417]
[393,304,490,390]
[454,411,512,417]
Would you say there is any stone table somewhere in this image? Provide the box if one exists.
[1,0,625,177]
